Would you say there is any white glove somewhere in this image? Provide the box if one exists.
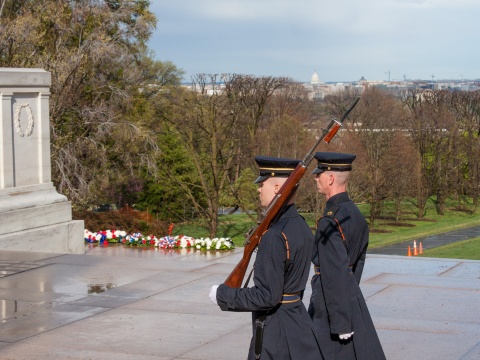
[209,285,219,305]
[339,332,354,340]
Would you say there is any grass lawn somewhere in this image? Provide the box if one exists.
[420,237,480,260]
[171,197,480,254]
[363,199,480,249]
[172,214,257,245]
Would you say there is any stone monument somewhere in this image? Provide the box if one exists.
[0,68,84,254]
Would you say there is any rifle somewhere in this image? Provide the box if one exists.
[224,96,361,288]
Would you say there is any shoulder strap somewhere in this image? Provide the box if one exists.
[259,228,291,271]
[319,209,348,253]
[281,231,291,271]
[275,221,291,267]
[244,228,291,288]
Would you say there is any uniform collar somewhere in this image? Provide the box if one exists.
[277,203,298,220]
[326,192,350,208]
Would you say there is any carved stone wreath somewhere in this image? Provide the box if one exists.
[14,103,35,137]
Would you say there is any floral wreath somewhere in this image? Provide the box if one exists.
[14,103,35,137]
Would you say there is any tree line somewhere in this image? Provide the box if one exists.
[2,1,479,237]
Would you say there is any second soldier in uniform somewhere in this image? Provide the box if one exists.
[308,152,385,360]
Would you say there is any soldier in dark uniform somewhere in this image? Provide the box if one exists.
[209,156,323,360]
[307,152,386,360]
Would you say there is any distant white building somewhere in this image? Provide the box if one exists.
[304,70,328,100]
[311,70,322,85]
[304,71,367,100]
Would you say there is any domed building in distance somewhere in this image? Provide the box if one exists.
[304,70,327,99]
[310,70,323,85]
[303,70,368,100]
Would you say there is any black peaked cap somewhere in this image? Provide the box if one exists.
[311,152,356,174]
[254,156,301,184]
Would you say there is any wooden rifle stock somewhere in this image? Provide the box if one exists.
[224,97,360,288]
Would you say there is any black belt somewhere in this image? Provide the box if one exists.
[314,266,352,275]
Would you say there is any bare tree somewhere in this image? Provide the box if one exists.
[344,88,402,228]
[223,75,297,216]
[225,75,290,160]
[383,132,420,222]
[163,74,239,237]
[450,91,480,209]
[401,89,438,218]
[401,90,461,217]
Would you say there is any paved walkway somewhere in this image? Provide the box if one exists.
[0,244,479,360]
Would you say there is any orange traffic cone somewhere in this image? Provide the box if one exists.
[407,245,412,256]
[413,240,418,256]
[419,242,423,254]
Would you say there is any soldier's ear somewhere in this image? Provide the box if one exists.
[274,183,281,194]
[329,174,335,185]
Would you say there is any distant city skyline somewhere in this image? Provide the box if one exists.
[147,1,480,83]
[308,71,479,84]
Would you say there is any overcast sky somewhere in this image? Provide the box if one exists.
[148,0,479,83]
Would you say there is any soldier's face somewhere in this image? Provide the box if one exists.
[314,171,330,195]
[257,177,280,208]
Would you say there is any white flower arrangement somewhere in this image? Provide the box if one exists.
[192,237,235,251]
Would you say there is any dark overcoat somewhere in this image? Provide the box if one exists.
[217,204,323,360]
[308,192,386,360]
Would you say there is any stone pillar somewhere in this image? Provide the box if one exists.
[0,68,84,254]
